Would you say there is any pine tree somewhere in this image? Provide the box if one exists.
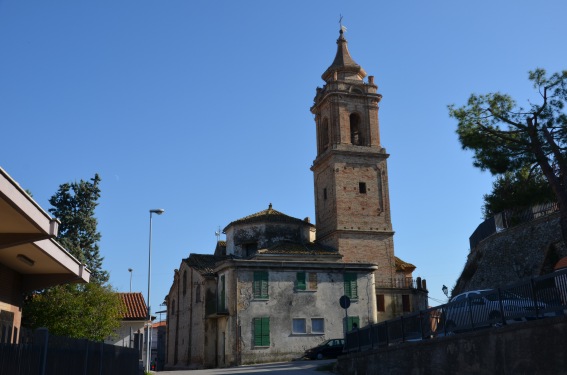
[449,69,567,244]
[48,173,109,284]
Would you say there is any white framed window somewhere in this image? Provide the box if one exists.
[311,318,324,334]
[292,318,306,334]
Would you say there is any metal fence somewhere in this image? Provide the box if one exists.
[345,267,567,353]
[0,328,140,375]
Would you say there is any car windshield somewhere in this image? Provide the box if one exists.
[318,340,332,347]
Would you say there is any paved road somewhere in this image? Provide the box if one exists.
[155,359,336,375]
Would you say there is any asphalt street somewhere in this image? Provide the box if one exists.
[154,359,336,374]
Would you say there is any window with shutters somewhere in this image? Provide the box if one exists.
[344,273,358,299]
[345,316,359,332]
[253,317,270,347]
[253,271,269,299]
[296,272,317,291]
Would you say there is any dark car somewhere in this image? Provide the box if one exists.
[304,339,345,360]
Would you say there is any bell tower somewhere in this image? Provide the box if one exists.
[311,29,395,272]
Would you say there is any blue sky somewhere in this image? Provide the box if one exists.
[1,0,566,316]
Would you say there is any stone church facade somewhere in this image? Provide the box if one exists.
[165,29,428,369]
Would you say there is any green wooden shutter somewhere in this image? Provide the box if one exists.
[296,272,306,290]
[254,317,270,346]
[254,271,269,299]
[344,273,358,299]
[347,316,360,331]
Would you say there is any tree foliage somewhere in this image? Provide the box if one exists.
[449,69,567,242]
[23,174,122,341]
[482,168,555,219]
[23,284,122,341]
[48,174,109,285]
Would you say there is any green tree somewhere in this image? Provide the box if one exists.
[23,283,122,341]
[449,69,567,243]
[48,174,109,285]
[23,173,123,341]
[482,168,555,219]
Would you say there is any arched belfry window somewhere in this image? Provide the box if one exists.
[321,118,329,151]
[350,113,361,145]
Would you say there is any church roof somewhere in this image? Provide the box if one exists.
[224,203,313,230]
[185,253,229,276]
[322,29,366,82]
[257,240,340,256]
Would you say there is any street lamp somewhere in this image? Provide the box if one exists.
[128,268,133,293]
[146,208,164,372]
[442,285,449,298]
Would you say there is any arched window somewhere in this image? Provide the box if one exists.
[321,118,329,151]
[350,113,361,145]
[183,270,187,296]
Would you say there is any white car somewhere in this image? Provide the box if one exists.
[444,289,546,332]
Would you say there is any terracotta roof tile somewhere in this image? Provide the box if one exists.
[224,204,314,230]
[395,257,416,272]
[119,292,147,320]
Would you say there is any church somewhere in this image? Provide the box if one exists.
[164,28,428,369]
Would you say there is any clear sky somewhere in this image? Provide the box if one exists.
[1,0,566,316]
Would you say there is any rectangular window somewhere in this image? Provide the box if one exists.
[245,242,258,257]
[345,316,360,332]
[195,284,201,303]
[253,271,269,299]
[344,273,358,299]
[296,272,317,291]
[308,273,318,290]
[323,188,327,200]
[311,318,324,334]
[292,318,306,334]
[377,294,385,312]
[402,294,410,312]
[296,272,306,291]
[254,317,270,347]
[359,182,367,194]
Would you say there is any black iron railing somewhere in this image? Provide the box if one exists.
[345,267,567,353]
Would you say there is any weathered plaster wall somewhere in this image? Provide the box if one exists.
[232,266,377,365]
[454,213,566,296]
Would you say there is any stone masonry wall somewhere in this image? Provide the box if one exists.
[453,212,566,296]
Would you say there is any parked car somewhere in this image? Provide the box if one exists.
[304,339,345,360]
[444,289,547,332]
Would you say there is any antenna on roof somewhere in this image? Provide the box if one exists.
[215,226,221,242]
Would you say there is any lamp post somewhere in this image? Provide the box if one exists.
[128,268,133,293]
[146,208,164,372]
[442,285,449,298]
